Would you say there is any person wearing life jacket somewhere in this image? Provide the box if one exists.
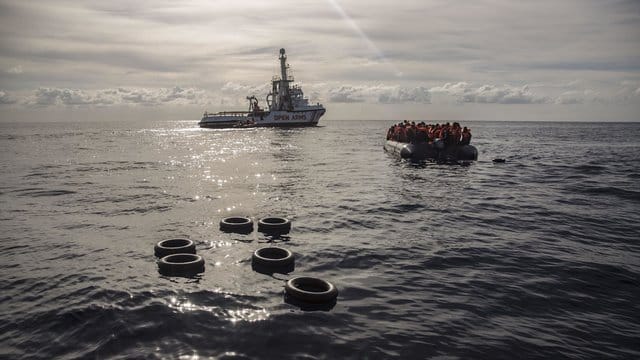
[392,124,400,141]
[396,124,408,142]
[461,127,472,145]
[406,122,417,143]
[427,125,435,143]
[440,124,449,146]
[416,123,427,143]
[451,123,461,145]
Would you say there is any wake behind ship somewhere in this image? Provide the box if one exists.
[199,49,326,128]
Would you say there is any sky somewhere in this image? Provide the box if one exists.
[0,0,639,122]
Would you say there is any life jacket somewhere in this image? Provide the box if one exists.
[440,128,448,140]
[397,126,408,142]
[461,132,471,145]
[452,128,461,144]
[406,127,416,142]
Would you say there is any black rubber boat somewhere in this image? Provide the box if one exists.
[384,140,478,161]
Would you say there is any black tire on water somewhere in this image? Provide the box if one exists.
[158,253,205,277]
[252,247,294,268]
[257,217,291,234]
[220,216,254,233]
[285,277,338,303]
[154,238,196,258]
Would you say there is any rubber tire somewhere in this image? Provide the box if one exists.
[154,238,196,258]
[257,217,291,234]
[220,216,254,233]
[252,247,294,268]
[158,253,205,276]
[285,277,338,303]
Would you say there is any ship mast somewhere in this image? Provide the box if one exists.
[279,48,288,103]
[268,48,293,111]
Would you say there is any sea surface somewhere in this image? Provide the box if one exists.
[1,120,639,359]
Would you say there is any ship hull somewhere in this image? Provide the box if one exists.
[199,108,325,129]
[199,120,246,128]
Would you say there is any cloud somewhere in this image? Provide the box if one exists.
[430,82,549,104]
[220,82,271,97]
[7,80,640,111]
[7,65,23,74]
[24,86,207,107]
[0,90,18,104]
[117,87,206,105]
[28,88,114,106]
[327,86,365,103]
[327,85,431,103]
[377,86,431,104]
[555,91,584,104]
[555,89,604,104]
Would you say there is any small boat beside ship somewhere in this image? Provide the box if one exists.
[199,49,325,128]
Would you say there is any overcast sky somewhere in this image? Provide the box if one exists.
[1,0,639,121]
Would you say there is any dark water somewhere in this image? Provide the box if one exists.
[1,120,639,359]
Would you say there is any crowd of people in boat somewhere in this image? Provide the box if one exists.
[387,121,472,146]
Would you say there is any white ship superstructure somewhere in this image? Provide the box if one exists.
[199,48,326,128]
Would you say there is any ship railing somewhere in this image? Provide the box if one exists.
[271,75,295,82]
[203,111,250,117]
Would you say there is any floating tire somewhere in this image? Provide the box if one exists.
[154,238,196,258]
[257,217,291,234]
[158,253,205,277]
[285,277,338,303]
[252,247,294,269]
[220,216,254,233]
[493,158,506,163]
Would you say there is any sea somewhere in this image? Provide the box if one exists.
[1,120,639,359]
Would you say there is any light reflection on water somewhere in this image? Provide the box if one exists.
[168,296,270,323]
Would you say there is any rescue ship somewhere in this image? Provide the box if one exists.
[199,48,326,128]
